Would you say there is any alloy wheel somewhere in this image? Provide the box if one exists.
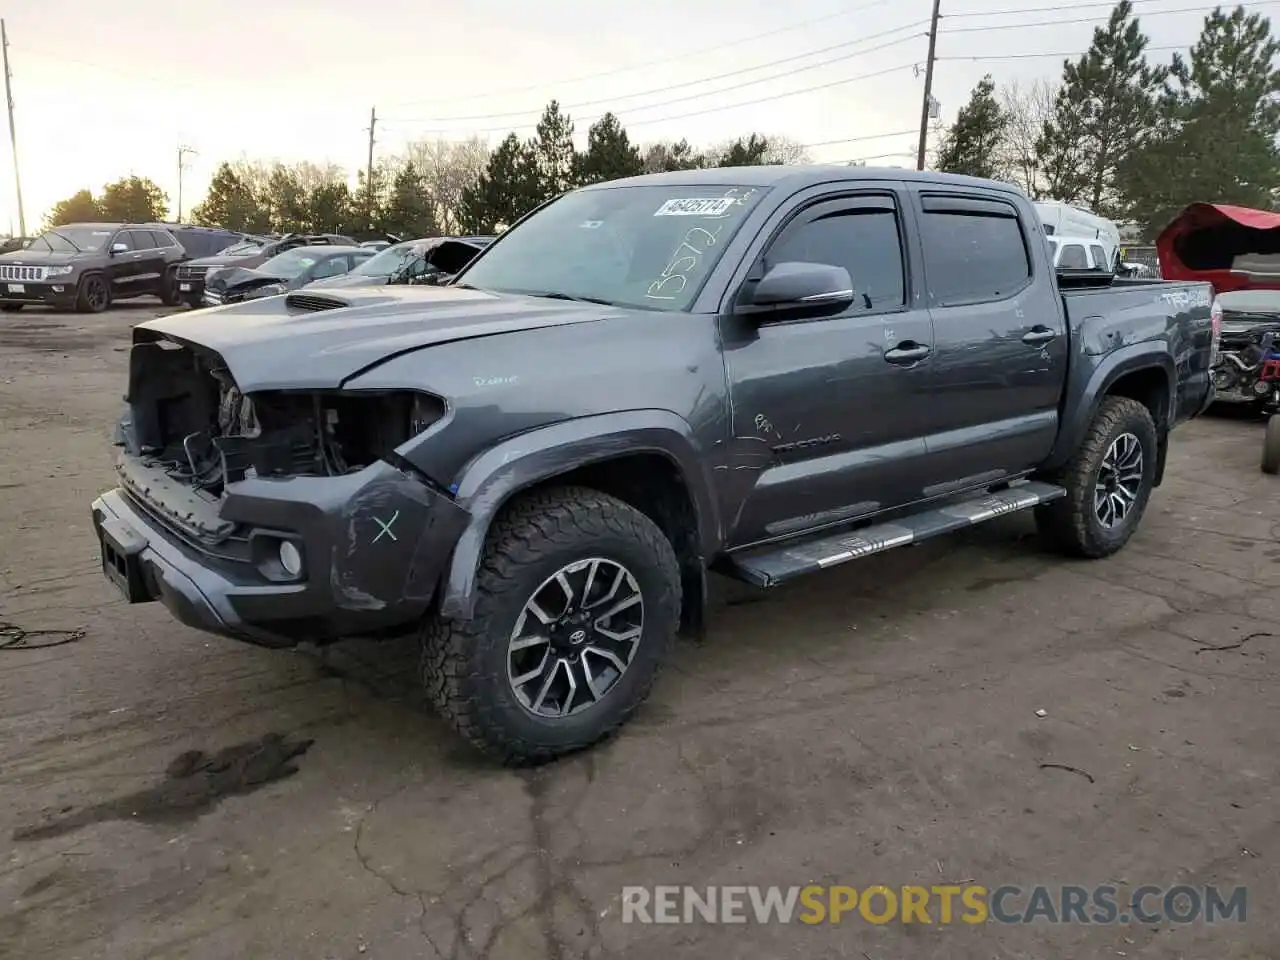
[1093,432,1144,529]
[506,557,644,719]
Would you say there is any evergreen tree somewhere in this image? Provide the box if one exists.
[575,113,643,184]
[717,134,772,166]
[305,181,355,234]
[530,100,578,198]
[97,176,168,222]
[458,133,542,233]
[264,164,310,233]
[44,189,101,228]
[641,139,708,173]
[1118,5,1280,235]
[935,76,1009,179]
[192,162,268,233]
[1036,1,1165,216]
[380,161,438,238]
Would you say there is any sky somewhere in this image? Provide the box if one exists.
[0,0,1262,233]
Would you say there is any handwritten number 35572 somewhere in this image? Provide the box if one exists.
[647,226,721,301]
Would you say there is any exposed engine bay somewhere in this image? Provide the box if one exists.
[119,336,443,501]
[1213,319,1280,411]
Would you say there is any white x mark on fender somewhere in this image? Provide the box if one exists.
[372,510,400,544]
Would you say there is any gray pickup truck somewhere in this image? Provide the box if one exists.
[92,167,1217,762]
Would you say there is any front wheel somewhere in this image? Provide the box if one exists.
[421,486,681,764]
[1035,396,1158,558]
[1262,415,1280,475]
[75,274,110,314]
[1,304,22,313]
[158,267,181,306]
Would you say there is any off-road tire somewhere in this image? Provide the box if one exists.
[75,273,110,314]
[158,266,182,306]
[421,486,681,765]
[0,304,22,313]
[1035,396,1158,558]
[1262,415,1280,475]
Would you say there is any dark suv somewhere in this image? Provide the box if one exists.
[177,232,357,308]
[0,223,187,313]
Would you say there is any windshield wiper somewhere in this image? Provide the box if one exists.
[49,230,81,252]
[526,291,617,306]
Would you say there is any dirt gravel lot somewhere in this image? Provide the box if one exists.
[1,303,1278,960]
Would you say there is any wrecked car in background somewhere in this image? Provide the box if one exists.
[202,245,375,305]
[177,232,358,307]
[305,235,494,291]
[1159,202,1280,416]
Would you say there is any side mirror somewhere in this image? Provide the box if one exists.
[110,242,128,255]
[745,261,854,312]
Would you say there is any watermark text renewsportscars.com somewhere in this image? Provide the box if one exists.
[620,884,1247,925]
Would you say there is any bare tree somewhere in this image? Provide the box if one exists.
[401,137,491,234]
[999,79,1058,198]
[762,135,812,164]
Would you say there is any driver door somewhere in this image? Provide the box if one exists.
[719,190,939,548]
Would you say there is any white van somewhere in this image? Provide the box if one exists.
[1047,234,1114,272]
[1035,201,1120,270]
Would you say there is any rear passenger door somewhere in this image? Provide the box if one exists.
[719,189,938,547]
[911,191,1068,488]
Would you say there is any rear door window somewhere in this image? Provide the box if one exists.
[918,196,1031,304]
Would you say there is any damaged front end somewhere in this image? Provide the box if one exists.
[93,329,469,647]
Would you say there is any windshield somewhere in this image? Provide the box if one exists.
[30,226,114,253]
[354,243,420,277]
[258,249,320,279]
[456,184,769,310]
[1216,290,1280,313]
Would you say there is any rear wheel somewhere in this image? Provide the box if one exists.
[1262,415,1280,475]
[1036,396,1158,558]
[421,486,681,764]
[75,274,110,314]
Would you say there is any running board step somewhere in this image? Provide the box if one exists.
[726,481,1067,588]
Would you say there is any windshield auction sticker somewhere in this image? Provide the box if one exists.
[653,198,738,217]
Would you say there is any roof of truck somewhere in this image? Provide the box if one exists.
[583,165,1026,194]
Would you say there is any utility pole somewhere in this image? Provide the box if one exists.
[1,20,26,238]
[915,0,943,172]
[365,107,377,231]
[176,144,196,223]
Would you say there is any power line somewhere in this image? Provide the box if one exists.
[936,42,1188,60]
[940,0,1280,34]
[946,0,1238,16]
[381,24,929,126]
[383,0,903,108]
[801,128,919,149]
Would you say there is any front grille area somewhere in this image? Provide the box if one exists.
[178,264,209,281]
[0,265,46,282]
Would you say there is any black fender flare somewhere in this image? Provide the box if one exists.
[437,410,721,620]
[1046,344,1175,471]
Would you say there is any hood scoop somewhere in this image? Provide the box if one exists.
[285,292,349,313]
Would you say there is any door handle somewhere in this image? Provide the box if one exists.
[1022,326,1057,345]
[883,341,931,365]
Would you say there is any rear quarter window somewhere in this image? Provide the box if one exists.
[919,206,1031,305]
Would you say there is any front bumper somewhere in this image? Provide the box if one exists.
[91,459,471,647]
[0,278,78,307]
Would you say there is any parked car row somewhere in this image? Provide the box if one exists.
[0,224,493,314]
[0,222,244,313]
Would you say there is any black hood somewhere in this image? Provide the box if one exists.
[0,248,95,266]
[135,285,614,392]
[206,266,294,294]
